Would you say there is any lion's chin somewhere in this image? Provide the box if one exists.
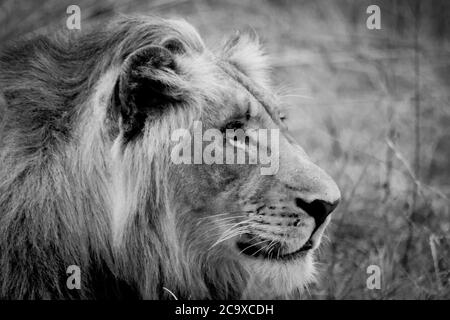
[241,251,317,299]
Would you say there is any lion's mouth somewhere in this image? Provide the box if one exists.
[236,235,314,261]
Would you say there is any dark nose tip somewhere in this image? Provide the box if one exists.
[295,198,339,227]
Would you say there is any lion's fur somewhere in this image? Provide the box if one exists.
[0,15,254,299]
[0,15,340,300]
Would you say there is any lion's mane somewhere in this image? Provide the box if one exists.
[0,16,248,299]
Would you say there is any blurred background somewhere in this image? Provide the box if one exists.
[1,0,449,299]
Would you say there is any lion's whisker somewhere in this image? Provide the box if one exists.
[210,226,250,249]
[238,239,270,255]
[249,240,273,257]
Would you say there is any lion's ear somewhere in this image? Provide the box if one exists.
[113,45,185,142]
[222,30,270,88]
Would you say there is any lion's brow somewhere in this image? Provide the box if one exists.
[217,60,296,144]
[217,61,278,122]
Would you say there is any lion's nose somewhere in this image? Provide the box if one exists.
[295,198,339,227]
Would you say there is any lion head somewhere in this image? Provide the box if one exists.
[0,15,340,299]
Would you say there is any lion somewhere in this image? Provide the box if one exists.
[0,15,340,299]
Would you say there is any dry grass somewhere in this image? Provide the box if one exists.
[1,0,449,299]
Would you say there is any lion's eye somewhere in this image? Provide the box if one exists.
[222,120,245,132]
[221,119,246,143]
